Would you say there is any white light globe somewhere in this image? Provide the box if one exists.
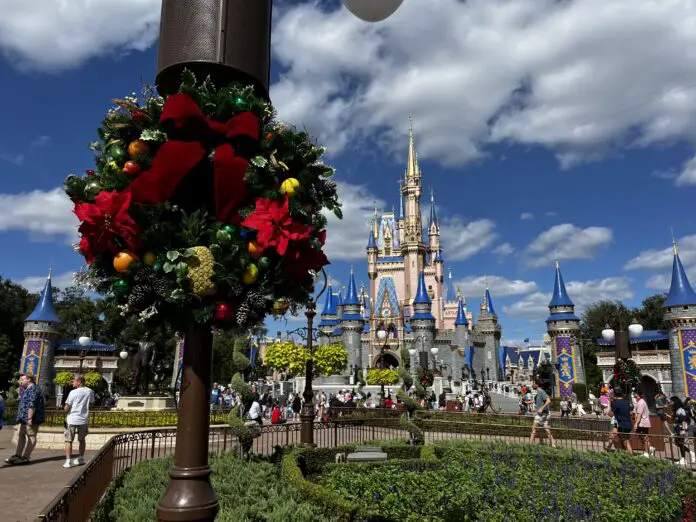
[78,336,92,347]
[376,329,388,341]
[342,0,404,22]
[119,350,128,360]
[408,348,416,356]
[430,347,439,356]
[601,325,615,341]
[628,321,644,338]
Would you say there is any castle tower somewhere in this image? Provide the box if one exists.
[663,239,696,398]
[452,297,469,382]
[476,281,501,381]
[336,286,345,321]
[367,229,378,307]
[341,268,366,374]
[21,269,61,395]
[318,278,339,342]
[401,119,427,303]
[546,260,582,397]
[410,271,436,370]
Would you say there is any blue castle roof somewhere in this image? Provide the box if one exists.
[485,288,496,315]
[413,271,431,305]
[344,269,361,306]
[336,290,344,308]
[663,243,696,307]
[321,280,336,316]
[549,260,574,308]
[367,230,376,249]
[433,250,443,262]
[455,298,468,326]
[26,271,60,323]
[429,191,438,229]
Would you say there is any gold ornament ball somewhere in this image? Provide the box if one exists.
[280,177,300,197]
[113,251,138,273]
[128,139,150,158]
[242,264,259,285]
[143,252,157,266]
[273,298,290,315]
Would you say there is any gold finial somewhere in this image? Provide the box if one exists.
[672,227,678,255]
[406,116,418,180]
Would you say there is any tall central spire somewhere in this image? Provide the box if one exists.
[406,115,418,180]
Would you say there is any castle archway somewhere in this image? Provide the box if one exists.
[375,352,399,369]
[640,374,658,410]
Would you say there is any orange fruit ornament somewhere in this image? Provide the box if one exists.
[113,251,138,273]
[280,177,300,197]
[128,140,150,158]
[247,241,262,260]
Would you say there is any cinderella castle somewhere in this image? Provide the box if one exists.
[316,123,502,386]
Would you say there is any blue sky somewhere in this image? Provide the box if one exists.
[1,0,695,341]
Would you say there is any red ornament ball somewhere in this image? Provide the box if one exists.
[215,302,234,322]
[132,110,147,121]
[85,169,95,176]
[122,161,141,176]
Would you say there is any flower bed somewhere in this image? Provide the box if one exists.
[315,440,696,521]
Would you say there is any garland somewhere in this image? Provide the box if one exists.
[66,71,341,331]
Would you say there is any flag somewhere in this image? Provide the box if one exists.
[523,338,530,343]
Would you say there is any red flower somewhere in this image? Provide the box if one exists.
[283,239,330,279]
[241,197,311,256]
[74,191,140,263]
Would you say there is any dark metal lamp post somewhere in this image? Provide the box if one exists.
[602,319,644,361]
[376,325,389,407]
[78,334,93,371]
[430,346,439,370]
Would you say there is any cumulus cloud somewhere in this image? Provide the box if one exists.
[455,275,538,299]
[440,217,497,261]
[322,182,383,261]
[520,212,534,221]
[676,154,696,186]
[0,187,77,242]
[525,223,612,267]
[0,0,160,72]
[624,235,696,270]
[492,242,515,257]
[17,271,76,293]
[503,277,634,318]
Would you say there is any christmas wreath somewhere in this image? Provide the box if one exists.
[65,71,341,331]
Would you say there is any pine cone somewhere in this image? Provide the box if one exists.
[244,290,268,310]
[128,285,154,312]
[236,301,251,327]
[229,281,244,297]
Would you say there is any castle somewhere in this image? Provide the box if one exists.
[316,123,502,386]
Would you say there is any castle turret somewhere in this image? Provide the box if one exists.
[318,277,339,341]
[663,239,696,398]
[476,280,501,381]
[546,260,582,397]
[451,297,469,382]
[21,269,61,395]
[410,271,436,371]
[336,286,345,321]
[341,268,366,375]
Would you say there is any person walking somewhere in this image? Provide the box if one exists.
[670,396,690,466]
[63,374,95,468]
[632,390,654,457]
[529,379,556,448]
[5,372,45,465]
[609,388,633,454]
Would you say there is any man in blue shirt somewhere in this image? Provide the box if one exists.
[4,372,45,465]
[609,387,633,454]
[529,379,557,448]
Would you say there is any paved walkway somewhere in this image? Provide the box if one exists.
[0,427,95,522]
[488,391,521,413]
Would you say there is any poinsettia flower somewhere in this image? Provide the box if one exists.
[74,191,140,263]
[283,239,330,279]
[241,197,311,256]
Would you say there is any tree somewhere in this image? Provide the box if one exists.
[54,286,102,340]
[579,294,666,391]
[0,278,36,391]
[263,341,348,377]
[313,343,348,377]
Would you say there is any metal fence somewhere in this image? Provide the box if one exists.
[34,413,696,522]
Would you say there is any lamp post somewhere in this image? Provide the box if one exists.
[78,334,92,371]
[376,325,389,407]
[408,348,417,376]
[430,346,439,371]
[602,319,644,361]
[414,335,427,371]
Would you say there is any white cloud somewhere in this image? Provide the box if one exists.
[440,217,497,261]
[624,235,696,270]
[525,223,612,268]
[492,242,515,257]
[455,275,537,299]
[520,212,534,220]
[322,182,383,261]
[270,0,696,168]
[0,187,77,242]
[0,0,160,72]
[503,277,634,318]
[645,264,696,290]
[17,270,76,293]
[676,153,696,186]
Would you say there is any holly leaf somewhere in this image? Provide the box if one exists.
[166,251,180,262]
[251,156,268,168]
[163,262,175,274]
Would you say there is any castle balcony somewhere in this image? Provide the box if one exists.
[596,350,671,368]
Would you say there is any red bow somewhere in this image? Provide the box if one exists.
[127,93,260,223]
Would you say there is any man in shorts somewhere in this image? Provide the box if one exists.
[529,379,556,448]
[63,374,94,468]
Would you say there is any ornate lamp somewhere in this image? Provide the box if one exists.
[342,0,404,22]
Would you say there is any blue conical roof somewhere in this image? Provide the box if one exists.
[455,298,468,326]
[344,269,361,306]
[549,260,574,307]
[367,229,376,249]
[26,271,60,323]
[413,271,431,304]
[321,280,335,315]
[664,245,696,307]
[336,290,344,307]
[485,288,496,315]
[429,191,438,229]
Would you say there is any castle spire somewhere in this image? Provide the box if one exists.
[26,268,60,323]
[549,259,574,307]
[406,115,418,180]
[413,271,431,305]
[663,237,696,307]
[345,267,360,306]
[428,187,438,230]
[321,277,335,315]
[455,297,469,326]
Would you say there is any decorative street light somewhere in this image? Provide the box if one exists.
[342,0,404,22]
[119,348,129,360]
[601,318,644,361]
[430,346,439,370]
[408,348,416,376]
[376,324,389,407]
[77,334,92,371]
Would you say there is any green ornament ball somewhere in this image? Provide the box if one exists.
[152,262,162,272]
[113,280,129,295]
[216,229,231,245]
[257,257,271,271]
[109,145,127,162]
[234,96,247,109]
[84,181,102,199]
[223,225,235,234]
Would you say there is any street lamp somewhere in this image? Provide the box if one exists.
[601,318,643,360]
[376,325,389,407]
[430,346,439,370]
[408,348,416,375]
[342,0,404,22]
[119,349,129,360]
[78,334,92,371]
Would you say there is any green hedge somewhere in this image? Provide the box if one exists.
[94,453,328,522]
